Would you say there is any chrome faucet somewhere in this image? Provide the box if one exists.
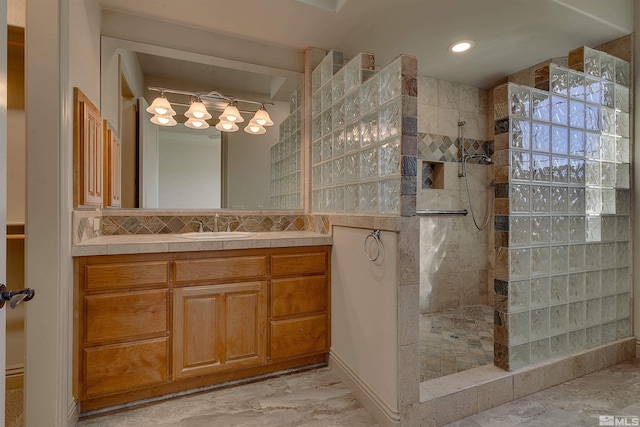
[192,220,204,233]
[214,214,219,232]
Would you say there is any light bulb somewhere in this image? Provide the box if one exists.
[150,114,177,126]
[215,120,239,132]
[449,40,474,53]
[244,123,266,135]
[185,118,209,129]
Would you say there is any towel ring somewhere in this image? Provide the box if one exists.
[364,229,383,262]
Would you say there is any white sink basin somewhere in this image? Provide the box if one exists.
[175,231,256,240]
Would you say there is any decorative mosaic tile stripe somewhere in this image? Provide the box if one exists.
[418,133,494,163]
[76,214,331,242]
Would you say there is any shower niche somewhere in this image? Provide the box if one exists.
[421,162,445,189]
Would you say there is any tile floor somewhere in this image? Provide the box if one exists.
[446,357,640,426]
[76,368,378,427]
[420,305,495,381]
[75,358,640,426]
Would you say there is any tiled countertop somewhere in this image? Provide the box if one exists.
[72,231,332,256]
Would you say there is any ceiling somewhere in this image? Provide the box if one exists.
[99,0,634,90]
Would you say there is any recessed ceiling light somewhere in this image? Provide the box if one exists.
[449,40,474,53]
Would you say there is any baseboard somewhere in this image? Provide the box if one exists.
[67,400,79,427]
[329,351,400,427]
[6,364,24,390]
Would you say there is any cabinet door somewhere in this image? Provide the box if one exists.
[103,122,121,208]
[74,88,103,207]
[173,282,267,379]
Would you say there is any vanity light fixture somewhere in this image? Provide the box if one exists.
[147,86,274,134]
[150,114,177,126]
[146,92,176,116]
[215,120,239,132]
[184,97,212,120]
[185,118,210,129]
[449,40,474,53]
[250,105,274,127]
[244,123,266,135]
[219,101,244,123]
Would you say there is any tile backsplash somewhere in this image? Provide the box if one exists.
[74,211,330,244]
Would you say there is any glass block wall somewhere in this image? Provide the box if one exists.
[270,85,303,209]
[310,51,418,215]
[492,46,631,370]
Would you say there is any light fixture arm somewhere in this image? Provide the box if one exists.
[148,86,274,107]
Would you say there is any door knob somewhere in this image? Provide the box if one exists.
[0,284,35,309]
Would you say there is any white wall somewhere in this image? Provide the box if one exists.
[26,0,101,425]
[101,37,144,134]
[7,110,25,224]
[158,131,221,209]
[225,100,289,209]
[331,226,398,415]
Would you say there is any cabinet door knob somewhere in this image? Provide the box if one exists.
[0,284,35,309]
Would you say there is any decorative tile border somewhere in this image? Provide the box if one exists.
[74,212,331,243]
[418,133,493,163]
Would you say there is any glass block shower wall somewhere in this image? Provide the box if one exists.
[270,85,303,209]
[492,47,631,371]
[310,51,418,215]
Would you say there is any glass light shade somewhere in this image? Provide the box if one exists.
[184,100,212,120]
[251,107,274,126]
[244,123,266,135]
[146,96,176,116]
[184,118,210,129]
[219,103,244,123]
[150,114,177,126]
[215,120,239,132]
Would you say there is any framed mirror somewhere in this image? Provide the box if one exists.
[100,36,304,210]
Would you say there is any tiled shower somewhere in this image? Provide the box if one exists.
[492,46,632,370]
[308,42,632,384]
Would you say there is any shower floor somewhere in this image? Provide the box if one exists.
[419,304,494,381]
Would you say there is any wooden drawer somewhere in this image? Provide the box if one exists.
[270,314,327,360]
[174,256,268,283]
[84,337,168,397]
[85,289,169,343]
[271,252,326,277]
[85,261,169,290]
[271,276,327,319]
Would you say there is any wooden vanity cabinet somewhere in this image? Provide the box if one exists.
[75,246,330,411]
[103,122,121,208]
[74,88,104,208]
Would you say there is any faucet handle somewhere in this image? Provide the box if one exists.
[191,220,204,233]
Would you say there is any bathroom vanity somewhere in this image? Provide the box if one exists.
[73,232,331,411]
